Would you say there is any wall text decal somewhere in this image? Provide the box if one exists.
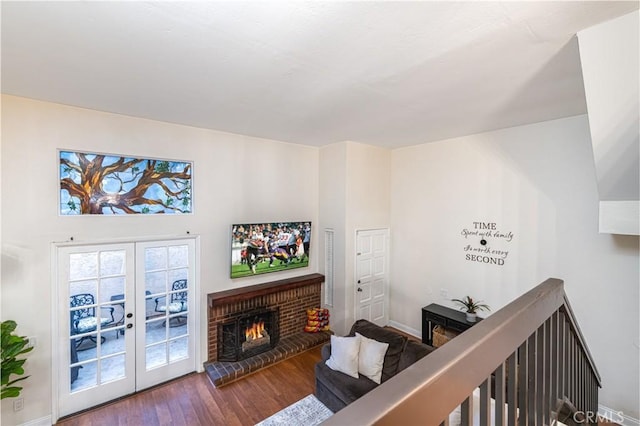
[461,222,514,266]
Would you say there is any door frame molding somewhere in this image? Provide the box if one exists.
[353,228,390,327]
[50,235,201,422]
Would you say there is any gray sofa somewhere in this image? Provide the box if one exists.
[315,319,435,412]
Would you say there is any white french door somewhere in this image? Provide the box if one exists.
[57,243,135,416]
[56,238,196,418]
[135,240,196,390]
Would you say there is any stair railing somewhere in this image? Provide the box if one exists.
[322,278,601,426]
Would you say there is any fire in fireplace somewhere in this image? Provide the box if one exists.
[218,308,279,362]
[243,320,270,351]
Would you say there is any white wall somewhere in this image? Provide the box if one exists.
[344,142,391,331]
[319,143,348,333]
[318,141,391,335]
[578,10,639,202]
[578,10,640,235]
[0,95,319,425]
[390,115,639,419]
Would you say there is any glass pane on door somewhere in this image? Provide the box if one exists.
[143,244,189,371]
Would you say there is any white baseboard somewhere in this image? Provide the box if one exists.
[387,320,420,339]
[20,415,52,426]
[599,404,640,426]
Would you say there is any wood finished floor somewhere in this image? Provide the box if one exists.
[56,346,322,426]
[55,329,616,426]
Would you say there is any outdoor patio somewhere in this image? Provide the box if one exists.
[71,320,189,393]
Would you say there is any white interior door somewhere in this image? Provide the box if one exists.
[355,229,389,327]
[56,238,196,418]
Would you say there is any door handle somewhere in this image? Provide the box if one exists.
[357,287,363,292]
[126,323,133,329]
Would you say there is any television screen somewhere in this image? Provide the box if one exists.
[231,222,311,278]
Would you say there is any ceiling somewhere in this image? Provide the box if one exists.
[1,1,637,148]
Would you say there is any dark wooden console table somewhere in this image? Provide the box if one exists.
[421,303,481,345]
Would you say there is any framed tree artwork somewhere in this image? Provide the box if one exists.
[59,150,192,215]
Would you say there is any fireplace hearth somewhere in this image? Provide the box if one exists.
[218,308,279,362]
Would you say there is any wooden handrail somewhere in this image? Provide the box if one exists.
[322,278,600,425]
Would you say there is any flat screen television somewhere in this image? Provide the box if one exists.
[231,221,311,278]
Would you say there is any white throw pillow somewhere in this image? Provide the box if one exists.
[325,335,361,379]
[356,332,389,384]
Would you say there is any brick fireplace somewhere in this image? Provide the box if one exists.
[207,273,325,363]
[217,307,279,361]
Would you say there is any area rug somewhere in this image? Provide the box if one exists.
[255,394,333,426]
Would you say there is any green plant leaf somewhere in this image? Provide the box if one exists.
[451,296,490,313]
[2,338,29,360]
[1,321,17,335]
[1,320,31,399]
[2,362,25,384]
[1,386,22,399]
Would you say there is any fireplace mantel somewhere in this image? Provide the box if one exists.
[208,273,325,308]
